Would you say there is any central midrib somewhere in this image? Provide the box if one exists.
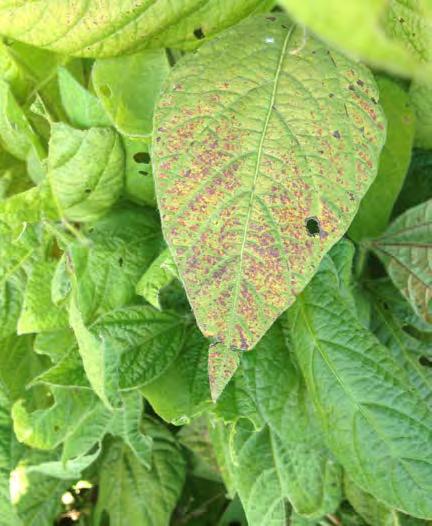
[226,25,295,348]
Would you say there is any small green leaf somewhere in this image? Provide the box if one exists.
[94,419,186,526]
[288,246,432,518]
[47,122,124,222]
[58,66,110,129]
[349,77,415,240]
[93,49,170,137]
[153,14,386,350]
[136,248,177,310]
[372,200,432,323]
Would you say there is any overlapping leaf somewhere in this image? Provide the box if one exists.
[153,14,386,350]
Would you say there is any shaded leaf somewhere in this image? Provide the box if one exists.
[136,248,177,310]
[372,200,432,323]
[153,14,386,350]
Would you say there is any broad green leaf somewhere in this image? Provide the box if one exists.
[349,77,415,240]
[94,419,186,526]
[0,0,271,57]
[0,80,44,173]
[123,137,156,207]
[141,325,211,424]
[17,259,68,334]
[372,200,432,323]
[153,14,386,350]
[58,67,110,129]
[208,343,240,402]
[279,0,432,79]
[47,122,124,222]
[65,204,161,322]
[25,447,100,480]
[288,248,432,518]
[410,81,432,150]
[136,248,177,310]
[344,476,400,526]
[93,49,170,137]
[393,149,432,217]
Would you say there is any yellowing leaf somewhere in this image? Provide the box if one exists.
[153,15,386,350]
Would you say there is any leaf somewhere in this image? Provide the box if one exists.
[344,476,400,526]
[279,0,432,79]
[153,14,386,350]
[287,247,432,518]
[123,137,156,207]
[65,204,161,322]
[58,66,110,129]
[349,77,415,240]
[208,343,240,402]
[0,0,271,57]
[94,419,186,526]
[371,200,432,323]
[93,49,170,137]
[17,259,68,334]
[47,122,124,222]
[410,82,432,150]
[141,325,211,425]
[136,248,177,310]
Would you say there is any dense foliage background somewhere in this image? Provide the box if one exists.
[0,1,431,525]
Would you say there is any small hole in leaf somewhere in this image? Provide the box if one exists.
[84,188,91,194]
[419,356,432,368]
[99,84,112,98]
[139,170,148,176]
[305,217,320,237]
[133,152,150,164]
[118,257,124,267]
[332,130,341,139]
[193,27,205,39]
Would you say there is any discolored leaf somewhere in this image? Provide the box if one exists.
[372,200,432,323]
[153,14,386,350]
[208,343,240,402]
[0,0,271,57]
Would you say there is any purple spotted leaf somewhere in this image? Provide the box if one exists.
[208,343,240,402]
[153,14,386,350]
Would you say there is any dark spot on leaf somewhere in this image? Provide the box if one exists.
[383,302,389,310]
[359,126,365,134]
[54,425,59,432]
[99,84,112,98]
[332,130,341,139]
[357,79,364,86]
[305,217,320,237]
[329,93,334,98]
[85,188,91,194]
[399,17,405,23]
[348,84,355,91]
[133,152,150,164]
[282,24,289,29]
[139,170,148,176]
[371,97,377,104]
[266,16,276,21]
[419,356,432,368]
[193,27,205,39]
[118,257,124,267]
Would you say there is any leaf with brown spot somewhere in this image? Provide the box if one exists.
[372,199,432,324]
[153,14,386,350]
[208,343,239,402]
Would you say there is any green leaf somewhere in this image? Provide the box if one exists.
[123,137,156,207]
[141,325,211,424]
[0,0,271,57]
[410,81,432,150]
[349,77,415,240]
[279,0,432,79]
[288,247,432,518]
[136,248,177,310]
[93,49,170,137]
[58,66,110,129]
[94,419,186,526]
[344,476,400,526]
[208,343,240,402]
[17,259,68,334]
[47,122,124,222]
[153,14,386,350]
[65,204,161,322]
[371,200,432,323]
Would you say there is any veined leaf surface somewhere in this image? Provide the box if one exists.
[153,15,386,349]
